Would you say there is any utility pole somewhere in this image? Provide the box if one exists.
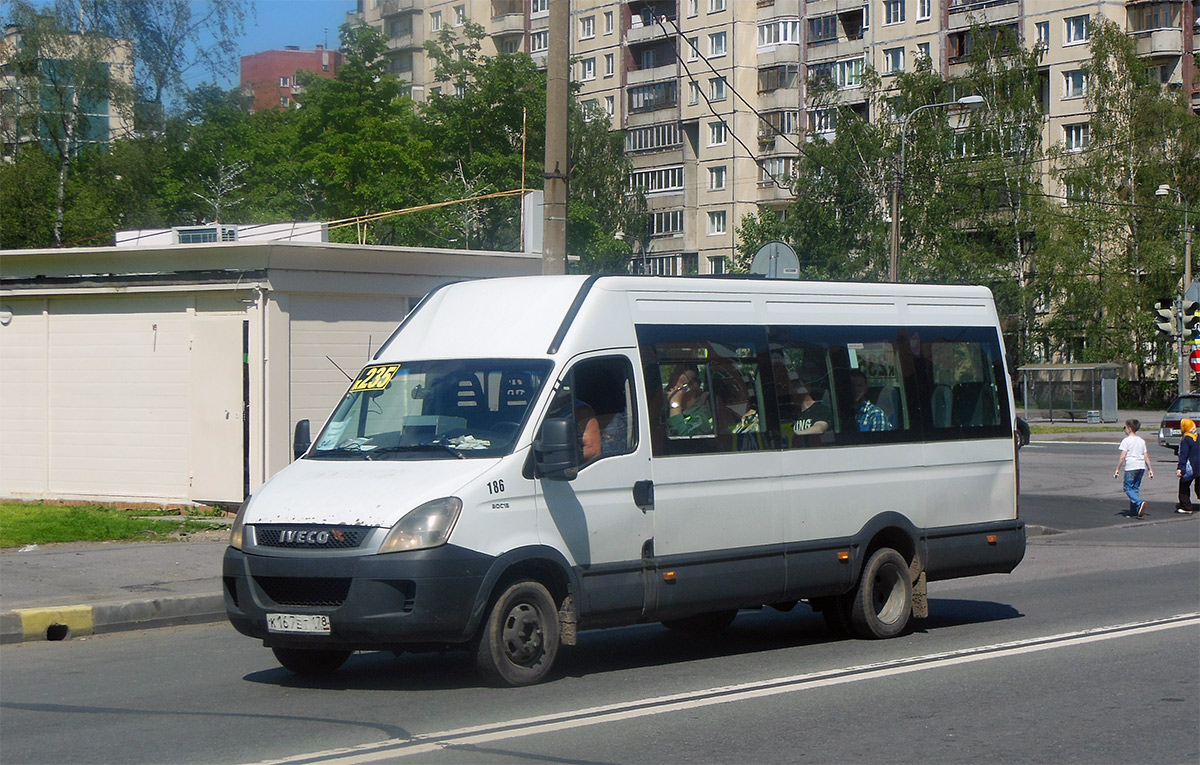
[541,0,568,275]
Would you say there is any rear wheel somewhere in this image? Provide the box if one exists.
[474,580,559,687]
[848,548,912,639]
[660,609,738,634]
[271,646,352,675]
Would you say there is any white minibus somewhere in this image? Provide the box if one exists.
[224,275,1025,686]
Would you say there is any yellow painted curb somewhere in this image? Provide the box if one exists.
[15,605,94,640]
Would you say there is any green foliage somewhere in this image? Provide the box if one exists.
[0,502,226,547]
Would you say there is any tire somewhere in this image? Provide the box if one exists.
[660,609,738,634]
[848,548,912,639]
[271,646,352,675]
[474,580,560,687]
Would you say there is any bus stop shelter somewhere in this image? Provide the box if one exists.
[1016,363,1121,423]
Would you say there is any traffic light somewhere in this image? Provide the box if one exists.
[1155,298,1177,336]
[1183,300,1200,341]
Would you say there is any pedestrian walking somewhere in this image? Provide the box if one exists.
[1176,418,1199,515]
[1114,419,1153,517]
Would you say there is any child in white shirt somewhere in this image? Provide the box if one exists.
[1114,419,1154,517]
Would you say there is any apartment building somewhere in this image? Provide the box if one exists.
[355,0,1199,274]
[0,24,135,158]
[240,45,344,113]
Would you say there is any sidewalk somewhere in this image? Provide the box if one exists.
[0,529,230,645]
[1021,409,1163,443]
[0,410,1170,645]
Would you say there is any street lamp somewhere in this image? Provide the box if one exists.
[1157,183,1194,394]
[889,94,985,282]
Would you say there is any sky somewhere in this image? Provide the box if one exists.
[209,0,354,87]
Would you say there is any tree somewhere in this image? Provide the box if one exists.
[2,1,135,245]
[567,101,643,273]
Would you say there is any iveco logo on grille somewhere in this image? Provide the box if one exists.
[280,529,345,545]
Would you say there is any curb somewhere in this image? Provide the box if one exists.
[0,593,225,645]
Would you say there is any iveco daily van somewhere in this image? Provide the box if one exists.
[224,274,1025,686]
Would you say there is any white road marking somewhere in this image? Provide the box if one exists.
[256,613,1200,765]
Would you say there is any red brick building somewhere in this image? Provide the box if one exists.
[239,46,343,113]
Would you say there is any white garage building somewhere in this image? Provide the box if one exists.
[0,242,541,505]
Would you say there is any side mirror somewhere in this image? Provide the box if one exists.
[534,416,579,481]
[293,419,311,461]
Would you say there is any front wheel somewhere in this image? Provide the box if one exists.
[271,646,352,675]
[848,548,912,639]
[474,580,560,687]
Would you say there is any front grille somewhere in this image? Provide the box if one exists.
[255,525,368,549]
[255,576,352,607]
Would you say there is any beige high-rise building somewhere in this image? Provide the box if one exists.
[355,0,1199,274]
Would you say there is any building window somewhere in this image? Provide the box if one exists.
[604,95,614,115]
[709,120,728,145]
[761,109,801,137]
[808,15,837,45]
[759,64,800,92]
[687,0,698,17]
[708,210,727,234]
[836,57,864,88]
[1065,15,1088,44]
[626,122,683,152]
[759,156,797,184]
[709,0,726,13]
[530,30,548,52]
[531,0,548,15]
[628,81,678,112]
[604,11,614,33]
[431,11,442,32]
[279,75,290,87]
[686,36,699,61]
[884,0,905,25]
[1065,123,1090,152]
[280,96,290,108]
[630,166,686,194]
[605,53,615,76]
[500,38,521,53]
[688,81,700,105]
[580,58,596,80]
[1129,3,1183,32]
[809,108,837,134]
[759,19,801,46]
[917,41,930,60]
[883,47,904,74]
[808,61,835,86]
[917,0,931,20]
[652,209,684,235]
[454,5,465,25]
[709,31,727,57]
[580,15,595,40]
[708,256,726,275]
[1035,21,1050,47]
[708,165,727,190]
[709,77,727,101]
[1063,69,1086,98]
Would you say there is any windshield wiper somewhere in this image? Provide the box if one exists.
[358,444,467,460]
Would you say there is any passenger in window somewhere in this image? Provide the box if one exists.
[791,370,833,446]
[849,369,893,432]
[665,363,713,436]
[575,402,603,463]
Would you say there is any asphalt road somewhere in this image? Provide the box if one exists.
[1,445,1197,765]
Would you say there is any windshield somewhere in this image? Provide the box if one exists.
[308,359,553,460]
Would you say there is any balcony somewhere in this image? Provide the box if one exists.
[378,0,418,18]
[1131,28,1184,57]
[626,63,678,86]
[491,0,523,16]
[386,34,421,51]
[626,18,674,47]
[490,12,526,36]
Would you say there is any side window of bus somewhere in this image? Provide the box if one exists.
[649,337,767,453]
[770,343,838,448]
[929,340,1002,429]
[548,357,638,466]
[830,341,909,435]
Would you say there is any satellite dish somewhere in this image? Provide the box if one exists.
[750,241,799,279]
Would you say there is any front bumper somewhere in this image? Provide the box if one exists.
[222,544,494,649]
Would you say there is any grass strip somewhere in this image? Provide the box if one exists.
[0,503,226,548]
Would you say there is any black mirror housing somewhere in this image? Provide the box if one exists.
[293,419,311,461]
[534,416,579,480]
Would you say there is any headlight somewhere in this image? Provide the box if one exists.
[379,497,462,553]
[229,497,250,550]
